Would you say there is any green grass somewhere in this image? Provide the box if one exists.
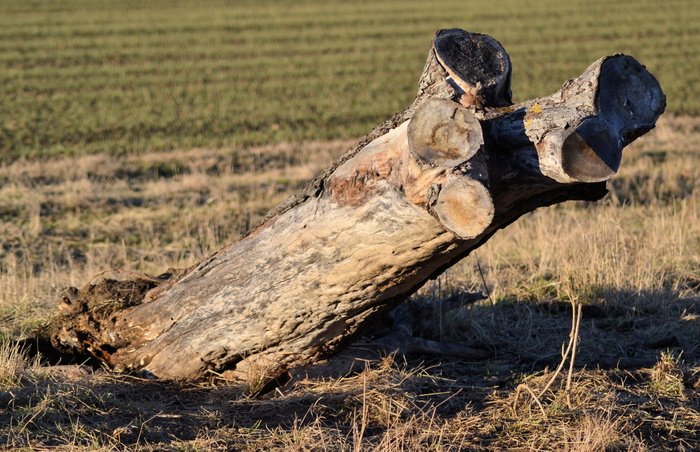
[1,0,698,159]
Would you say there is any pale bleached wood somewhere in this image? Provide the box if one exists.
[34,30,665,384]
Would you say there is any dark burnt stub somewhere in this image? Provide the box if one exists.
[433,29,513,108]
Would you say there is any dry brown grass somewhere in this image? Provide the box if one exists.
[0,339,41,389]
[1,116,699,450]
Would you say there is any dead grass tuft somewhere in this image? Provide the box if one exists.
[649,351,689,399]
[0,339,41,388]
[559,408,639,452]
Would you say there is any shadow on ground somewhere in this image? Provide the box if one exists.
[3,286,699,450]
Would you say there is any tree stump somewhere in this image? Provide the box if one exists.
[30,29,665,384]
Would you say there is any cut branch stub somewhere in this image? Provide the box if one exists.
[543,55,665,183]
[433,29,512,108]
[487,54,666,184]
[559,117,623,183]
[408,98,484,167]
[429,172,494,239]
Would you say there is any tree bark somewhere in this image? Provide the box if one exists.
[33,29,665,383]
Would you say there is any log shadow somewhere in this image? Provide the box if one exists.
[0,365,498,448]
[417,285,700,373]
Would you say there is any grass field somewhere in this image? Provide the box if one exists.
[1,0,700,450]
[1,0,699,158]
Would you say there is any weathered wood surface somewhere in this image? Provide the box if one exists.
[33,29,665,383]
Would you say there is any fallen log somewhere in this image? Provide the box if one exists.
[30,29,665,384]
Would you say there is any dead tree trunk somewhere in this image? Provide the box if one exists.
[34,30,665,383]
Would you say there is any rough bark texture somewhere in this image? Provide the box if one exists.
[30,30,665,383]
